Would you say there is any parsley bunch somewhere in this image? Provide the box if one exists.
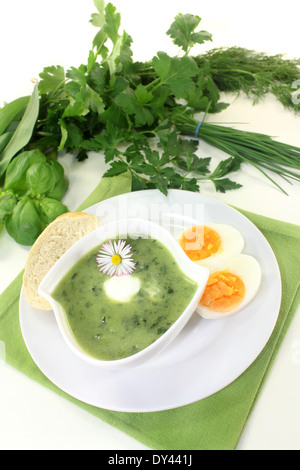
[24,2,242,195]
[29,1,299,195]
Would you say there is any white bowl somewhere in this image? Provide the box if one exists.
[38,218,209,369]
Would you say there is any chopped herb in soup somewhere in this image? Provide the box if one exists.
[52,238,197,361]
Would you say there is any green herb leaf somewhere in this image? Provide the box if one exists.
[37,197,68,226]
[0,96,30,135]
[103,2,121,45]
[45,160,67,200]
[190,156,211,174]
[0,196,17,224]
[210,156,242,179]
[91,0,106,26]
[115,88,155,127]
[167,13,212,54]
[26,162,56,197]
[182,178,200,192]
[0,85,40,177]
[0,132,14,155]
[6,197,42,246]
[104,160,128,176]
[4,149,46,193]
[212,178,243,193]
[38,66,65,94]
[152,52,198,98]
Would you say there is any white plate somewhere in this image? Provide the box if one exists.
[19,190,282,412]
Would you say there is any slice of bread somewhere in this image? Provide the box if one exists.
[23,212,99,311]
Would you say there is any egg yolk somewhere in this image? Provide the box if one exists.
[179,225,222,261]
[200,269,245,312]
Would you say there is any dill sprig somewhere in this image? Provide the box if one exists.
[194,47,300,111]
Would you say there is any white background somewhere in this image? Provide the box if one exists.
[0,0,299,450]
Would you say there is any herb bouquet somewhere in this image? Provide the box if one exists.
[1,0,300,245]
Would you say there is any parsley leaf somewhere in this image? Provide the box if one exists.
[38,66,65,94]
[212,178,243,193]
[209,156,241,179]
[115,87,155,127]
[167,13,212,54]
[152,52,198,98]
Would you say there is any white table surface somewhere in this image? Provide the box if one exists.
[0,0,299,450]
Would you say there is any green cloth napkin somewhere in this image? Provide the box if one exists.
[0,172,299,450]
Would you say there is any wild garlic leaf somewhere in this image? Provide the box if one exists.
[167,13,212,53]
[0,96,30,135]
[0,85,40,177]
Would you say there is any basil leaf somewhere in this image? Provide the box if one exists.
[0,196,17,223]
[4,149,46,193]
[0,85,40,177]
[38,197,68,226]
[6,197,42,246]
[45,160,67,200]
[26,162,56,197]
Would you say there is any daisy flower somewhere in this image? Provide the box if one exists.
[96,240,136,277]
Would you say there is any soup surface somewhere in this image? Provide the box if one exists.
[52,238,197,361]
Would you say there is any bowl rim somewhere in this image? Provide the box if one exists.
[38,217,209,368]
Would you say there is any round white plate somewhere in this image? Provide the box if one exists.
[19,190,282,412]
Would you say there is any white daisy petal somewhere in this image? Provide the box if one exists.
[96,239,136,277]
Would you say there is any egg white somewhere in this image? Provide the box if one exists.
[196,253,262,319]
[179,223,245,265]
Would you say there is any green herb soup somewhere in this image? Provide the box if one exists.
[52,238,198,361]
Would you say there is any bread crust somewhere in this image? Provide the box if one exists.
[23,212,99,310]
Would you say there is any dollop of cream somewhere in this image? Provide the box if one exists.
[104,275,141,302]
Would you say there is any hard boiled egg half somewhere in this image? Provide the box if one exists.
[178,223,261,318]
[196,253,262,319]
[178,223,244,265]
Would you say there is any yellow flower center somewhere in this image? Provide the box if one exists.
[111,254,122,265]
